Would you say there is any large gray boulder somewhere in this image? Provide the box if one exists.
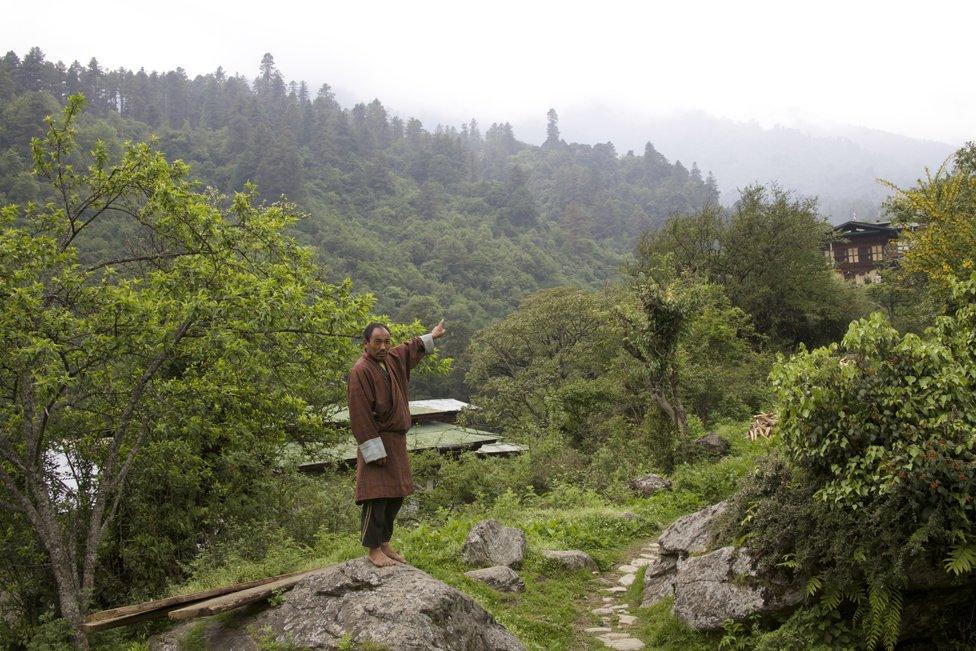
[465,565,526,592]
[641,501,728,608]
[672,547,803,630]
[462,520,527,568]
[630,473,672,497]
[657,501,727,556]
[640,555,678,608]
[541,549,598,571]
[151,559,524,650]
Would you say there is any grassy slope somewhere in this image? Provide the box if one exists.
[93,422,770,650]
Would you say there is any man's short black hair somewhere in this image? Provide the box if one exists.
[363,322,391,342]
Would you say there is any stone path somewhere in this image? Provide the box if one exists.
[584,540,662,649]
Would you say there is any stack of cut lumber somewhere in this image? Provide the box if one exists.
[82,568,321,632]
[748,411,777,440]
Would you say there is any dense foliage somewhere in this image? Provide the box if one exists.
[636,185,871,347]
[0,47,721,398]
[0,96,409,648]
[466,276,770,472]
[717,159,976,648]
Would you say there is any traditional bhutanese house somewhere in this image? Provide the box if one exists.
[826,220,908,284]
[297,399,525,472]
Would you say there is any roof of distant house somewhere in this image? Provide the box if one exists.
[327,398,471,424]
[833,220,902,236]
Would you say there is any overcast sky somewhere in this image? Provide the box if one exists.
[3,0,971,145]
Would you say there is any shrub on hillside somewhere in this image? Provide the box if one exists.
[722,274,976,649]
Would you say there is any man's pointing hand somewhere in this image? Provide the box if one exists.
[431,319,446,340]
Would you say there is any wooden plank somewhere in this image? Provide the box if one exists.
[82,570,308,632]
[168,569,322,622]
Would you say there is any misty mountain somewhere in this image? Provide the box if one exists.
[512,107,959,222]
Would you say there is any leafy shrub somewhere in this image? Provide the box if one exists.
[724,274,976,649]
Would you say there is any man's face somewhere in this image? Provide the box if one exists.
[365,327,392,361]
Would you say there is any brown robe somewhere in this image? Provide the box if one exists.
[347,337,428,503]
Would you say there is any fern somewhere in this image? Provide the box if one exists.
[805,575,823,597]
[943,543,976,576]
[859,583,902,651]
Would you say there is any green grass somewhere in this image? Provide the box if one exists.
[102,421,769,650]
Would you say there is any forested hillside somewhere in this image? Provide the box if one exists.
[0,48,718,396]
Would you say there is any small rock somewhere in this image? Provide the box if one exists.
[586,626,612,633]
[601,632,631,640]
[618,574,636,587]
[464,565,525,593]
[592,606,614,616]
[541,549,598,571]
[632,557,653,567]
[694,432,731,457]
[605,586,627,594]
[612,604,629,610]
[630,473,673,497]
[617,564,638,573]
[602,596,612,602]
[600,637,645,650]
[462,520,527,568]
[618,614,637,626]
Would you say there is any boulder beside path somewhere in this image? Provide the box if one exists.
[462,520,527,568]
[541,549,598,571]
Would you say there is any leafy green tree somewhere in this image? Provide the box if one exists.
[465,287,619,442]
[637,186,870,347]
[0,96,372,648]
[883,142,976,298]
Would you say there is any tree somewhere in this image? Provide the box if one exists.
[617,276,694,445]
[544,108,560,146]
[883,142,976,298]
[465,287,619,442]
[0,96,371,648]
[637,185,870,347]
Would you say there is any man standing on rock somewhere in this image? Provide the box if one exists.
[347,320,446,567]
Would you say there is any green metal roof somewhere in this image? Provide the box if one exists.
[297,421,501,470]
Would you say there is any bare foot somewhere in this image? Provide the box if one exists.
[381,542,407,564]
[366,547,397,567]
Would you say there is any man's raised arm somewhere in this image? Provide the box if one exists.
[400,319,447,371]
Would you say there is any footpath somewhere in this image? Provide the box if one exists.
[582,539,662,650]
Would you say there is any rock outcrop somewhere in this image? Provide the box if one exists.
[150,559,524,650]
[672,546,802,630]
[541,549,598,571]
[657,501,727,557]
[642,502,728,609]
[630,473,672,497]
[462,520,527,568]
[640,501,802,630]
[464,566,526,592]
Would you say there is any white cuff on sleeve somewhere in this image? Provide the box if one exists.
[421,333,435,353]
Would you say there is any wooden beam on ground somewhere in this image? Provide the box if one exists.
[167,569,323,622]
[82,570,309,632]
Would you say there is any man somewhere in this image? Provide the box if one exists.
[347,319,446,566]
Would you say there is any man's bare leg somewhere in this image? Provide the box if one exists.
[380,542,406,563]
[366,547,397,567]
